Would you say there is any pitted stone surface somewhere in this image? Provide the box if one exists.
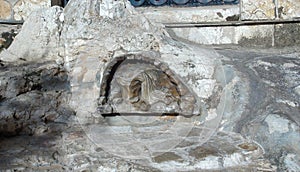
[13,0,50,20]
[278,0,300,19]
[241,0,275,20]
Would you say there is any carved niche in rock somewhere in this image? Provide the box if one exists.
[98,53,201,116]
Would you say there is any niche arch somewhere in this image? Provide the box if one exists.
[98,53,201,116]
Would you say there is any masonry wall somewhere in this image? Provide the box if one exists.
[1,0,300,22]
[242,0,300,20]
[1,0,300,47]
[0,0,50,21]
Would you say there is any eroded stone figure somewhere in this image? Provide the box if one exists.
[128,69,180,111]
[99,57,199,115]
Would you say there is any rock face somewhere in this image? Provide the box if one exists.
[0,61,73,136]
[0,6,63,62]
[0,0,299,171]
[216,48,300,172]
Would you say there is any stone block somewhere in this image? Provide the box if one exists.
[0,0,12,20]
[13,0,51,21]
[170,24,275,47]
[170,27,236,45]
[278,0,300,19]
[236,25,274,47]
[274,23,300,47]
[138,5,240,23]
[241,0,275,20]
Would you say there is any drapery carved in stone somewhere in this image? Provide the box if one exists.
[98,53,201,116]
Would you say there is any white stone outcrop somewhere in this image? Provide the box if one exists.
[0,6,63,62]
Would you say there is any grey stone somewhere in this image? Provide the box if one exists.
[274,23,300,47]
[295,85,300,96]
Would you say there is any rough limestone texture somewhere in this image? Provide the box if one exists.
[216,47,300,172]
[13,0,51,20]
[0,0,51,21]
[278,0,300,19]
[0,0,299,171]
[0,0,12,20]
[241,0,275,20]
[0,6,62,62]
[0,61,73,136]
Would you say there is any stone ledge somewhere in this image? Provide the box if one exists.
[137,5,240,23]
[167,23,300,47]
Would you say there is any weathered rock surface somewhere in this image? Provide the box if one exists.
[0,6,63,62]
[278,0,300,19]
[0,0,299,171]
[241,0,275,20]
[216,47,300,171]
[13,0,51,21]
[0,61,73,136]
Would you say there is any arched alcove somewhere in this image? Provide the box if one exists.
[98,53,201,116]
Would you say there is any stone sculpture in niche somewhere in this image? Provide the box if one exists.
[128,68,180,111]
[98,53,201,116]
